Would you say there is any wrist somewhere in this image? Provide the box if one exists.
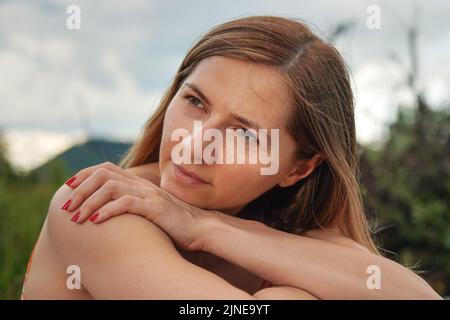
[198,210,229,253]
[198,210,266,254]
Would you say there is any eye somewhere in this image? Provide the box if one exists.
[184,95,204,109]
[235,128,259,143]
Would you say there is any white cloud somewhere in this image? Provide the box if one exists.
[2,129,88,173]
[0,31,162,137]
[353,61,407,144]
[8,33,74,64]
[1,0,449,169]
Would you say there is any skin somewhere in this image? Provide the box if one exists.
[22,56,323,299]
[158,55,322,213]
[22,56,441,299]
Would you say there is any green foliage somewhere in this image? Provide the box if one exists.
[0,135,130,299]
[0,147,68,299]
[360,104,450,296]
[0,102,448,298]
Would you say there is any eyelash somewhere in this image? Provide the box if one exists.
[184,95,204,109]
[183,94,258,143]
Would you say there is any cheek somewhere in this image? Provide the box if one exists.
[161,103,180,140]
[160,103,188,157]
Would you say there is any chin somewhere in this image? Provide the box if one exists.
[160,175,207,207]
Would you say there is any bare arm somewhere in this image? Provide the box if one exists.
[46,184,316,299]
[201,212,442,300]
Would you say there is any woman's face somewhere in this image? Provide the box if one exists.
[159,55,302,214]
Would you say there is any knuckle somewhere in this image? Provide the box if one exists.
[81,203,93,213]
[103,161,115,169]
[77,163,97,178]
[79,164,95,175]
[104,180,120,194]
[120,194,135,208]
[93,167,110,179]
[70,190,83,203]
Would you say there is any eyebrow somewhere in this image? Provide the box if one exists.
[183,82,212,107]
[183,81,269,135]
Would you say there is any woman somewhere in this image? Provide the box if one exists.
[21,15,441,299]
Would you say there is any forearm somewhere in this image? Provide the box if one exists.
[49,184,318,300]
[202,212,441,300]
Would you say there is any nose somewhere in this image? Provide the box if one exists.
[180,120,224,165]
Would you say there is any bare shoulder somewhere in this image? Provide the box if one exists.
[125,162,160,185]
[44,184,183,298]
[303,227,371,253]
[46,184,176,266]
[45,184,255,299]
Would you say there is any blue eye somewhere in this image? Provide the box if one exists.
[235,128,258,143]
[184,95,204,109]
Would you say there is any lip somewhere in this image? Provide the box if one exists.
[173,163,210,185]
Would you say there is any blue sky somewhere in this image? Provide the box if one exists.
[1,0,449,172]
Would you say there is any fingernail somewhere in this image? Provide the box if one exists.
[71,211,80,222]
[65,176,76,187]
[89,212,99,222]
[61,199,72,210]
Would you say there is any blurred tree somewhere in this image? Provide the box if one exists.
[0,131,16,182]
[359,11,450,297]
[360,102,450,296]
[0,131,69,299]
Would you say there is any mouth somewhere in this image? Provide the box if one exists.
[173,163,211,185]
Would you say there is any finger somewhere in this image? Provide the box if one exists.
[62,168,129,213]
[69,179,139,224]
[64,162,114,188]
[63,161,135,189]
[89,195,162,224]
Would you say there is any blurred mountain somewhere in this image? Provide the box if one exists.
[29,138,132,180]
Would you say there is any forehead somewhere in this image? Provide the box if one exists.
[183,56,292,130]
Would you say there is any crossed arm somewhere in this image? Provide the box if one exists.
[46,184,316,299]
[48,179,441,300]
[201,212,442,299]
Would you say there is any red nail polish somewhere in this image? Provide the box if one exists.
[89,212,99,222]
[65,176,76,187]
[61,199,72,210]
[71,211,80,222]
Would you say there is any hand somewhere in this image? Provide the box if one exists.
[61,161,214,251]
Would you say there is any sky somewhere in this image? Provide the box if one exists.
[1,0,449,172]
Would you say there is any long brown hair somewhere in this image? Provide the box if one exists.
[118,15,380,254]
